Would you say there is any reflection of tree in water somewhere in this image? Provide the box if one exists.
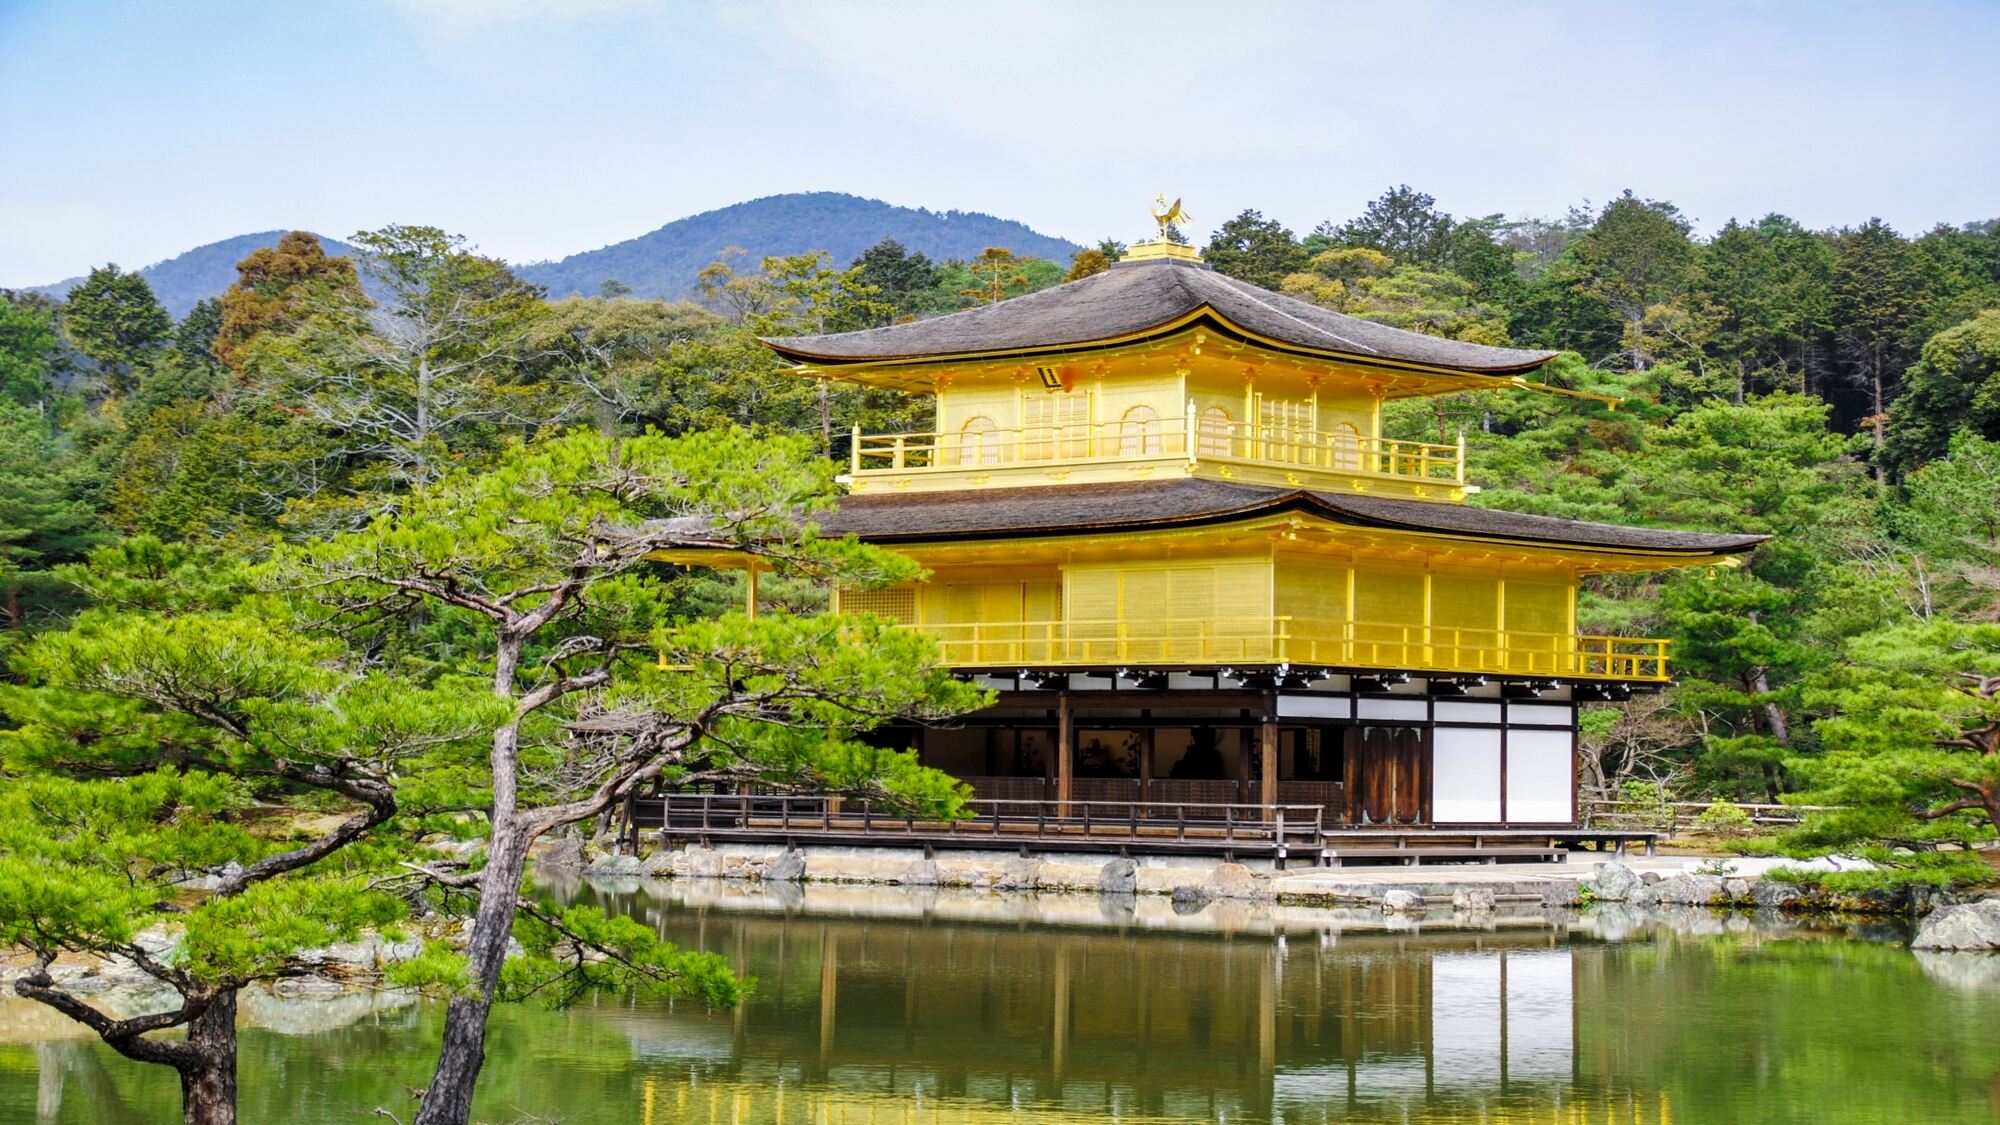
[21,1038,169,1124]
[13,890,1996,1124]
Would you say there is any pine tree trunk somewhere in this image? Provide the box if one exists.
[411,823,534,1125]
[179,990,238,1125]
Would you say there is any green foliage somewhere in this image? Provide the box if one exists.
[1829,218,1930,428]
[1765,855,1990,893]
[498,903,744,1009]
[247,223,551,492]
[1202,209,1308,290]
[1883,309,2000,477]
[954,247,1038,306]
[0,292,59,405]
[1693,800,1754,838]
[1779,619,2000,868]
[61,264,174,395]
[850,238,943,319]
[0,401,102,625]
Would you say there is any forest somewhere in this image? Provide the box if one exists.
[3,186,1999,884]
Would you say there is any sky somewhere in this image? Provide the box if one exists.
[2,0,1996,287]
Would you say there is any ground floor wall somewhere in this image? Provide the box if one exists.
[897,671,1582,827]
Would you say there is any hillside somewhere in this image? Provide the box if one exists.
[21,194,1081,315]
[28,230,363,319]
[516,192,1081,299]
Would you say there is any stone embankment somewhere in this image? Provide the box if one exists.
[551,842,1993,941]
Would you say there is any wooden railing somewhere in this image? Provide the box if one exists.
[849,408,1464,485]
[963,777,1347,824]
[631,792,1326,865]
[920,616,1671,681]
[1580,799,1844,831]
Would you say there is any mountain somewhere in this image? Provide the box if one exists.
[27,231,363,319]
[516,192,1082,300]
[20,193,1082,317]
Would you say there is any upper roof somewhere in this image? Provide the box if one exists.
[650,478,1765,559]
[765,256,1558,375]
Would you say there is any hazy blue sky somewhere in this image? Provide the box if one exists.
[2,0,1995,287]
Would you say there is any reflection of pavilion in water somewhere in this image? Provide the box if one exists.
[611,900,1668,1124]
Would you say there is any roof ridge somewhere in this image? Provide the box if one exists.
[1198,269,1382,355]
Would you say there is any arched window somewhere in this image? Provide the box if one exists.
[957,415,1000,465]
[1197,406,1233,457]
[1118,404,1163,456]
[1329,422,1362,471]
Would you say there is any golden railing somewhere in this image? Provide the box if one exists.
[912,616,1669,681]
[849,407,1464,484]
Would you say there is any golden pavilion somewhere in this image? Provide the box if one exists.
[676,224,1761,835]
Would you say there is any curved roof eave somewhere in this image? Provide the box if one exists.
[764,306,1558,378]
[825,483,1768,558]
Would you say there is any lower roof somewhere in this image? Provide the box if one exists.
[800,478,1766,556]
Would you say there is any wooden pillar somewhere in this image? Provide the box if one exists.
[1139,725,1155,815]
[1056,692,1074,814]
[1260,718,1279,821]
[744,563,759,620]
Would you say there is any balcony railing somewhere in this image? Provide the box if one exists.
[849,407,1464,485]
[912,616,1670,682]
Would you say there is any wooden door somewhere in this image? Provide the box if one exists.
[1345,725,1431,825]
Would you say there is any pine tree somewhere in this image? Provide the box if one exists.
[1201,210,1306,290]
[214,231,364,370]
[0,403,100,625]
[61,264,172,395]
[0,292,58,406]
[1830,219,1929,467]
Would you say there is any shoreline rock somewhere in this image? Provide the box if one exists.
[1911,899,2000,951]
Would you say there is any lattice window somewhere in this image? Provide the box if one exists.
[1023,392,1090,460]
[1197,406,1233,456]
[1329,421,1362,471]
[1258,397,1314,465]
[1118,404,1163,455]
[956,415,1000,466]
[839,585,917,624]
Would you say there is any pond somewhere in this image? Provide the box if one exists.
[3,881,1997,1124]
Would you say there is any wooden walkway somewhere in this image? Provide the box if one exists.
[633,794,1328,866]
[629,795,1662,868]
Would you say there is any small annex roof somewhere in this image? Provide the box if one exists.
[764,256,1558,375]
[651,479,1767,559]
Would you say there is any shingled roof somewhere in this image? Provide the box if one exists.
[807,479,1762,555]
[765,255,1558,375]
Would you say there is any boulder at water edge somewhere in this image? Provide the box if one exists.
[1589,861,1641,902]
[995,857,1042,891]
[1206,863,1266,900]
[1452,886,1496,912]
[1381,889,1425,913]
[584,853,642,877]
[1653,874,1727,906]
[759,849,807,882]
[1097,857,1138,894]
[1911,899,2000,951]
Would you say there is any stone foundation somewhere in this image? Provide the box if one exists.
[578,840,1286,900]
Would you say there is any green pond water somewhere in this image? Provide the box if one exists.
[3,881,1997,1124]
